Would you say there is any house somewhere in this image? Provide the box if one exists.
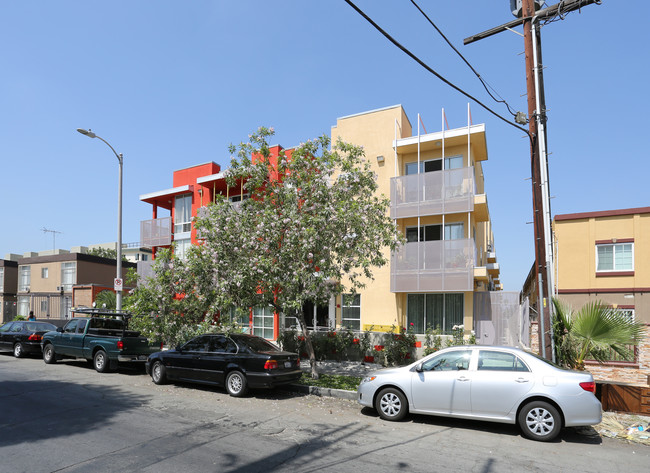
[0,257,19,323]
[139,105,509,343]
[87,241,152,263]
[553,207,650,384]
[14,248,135,319]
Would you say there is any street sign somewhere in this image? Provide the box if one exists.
[114,278,123,292]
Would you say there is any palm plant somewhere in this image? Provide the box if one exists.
[94,290,116,310]
[552,298,646,370]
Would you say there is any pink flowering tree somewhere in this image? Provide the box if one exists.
[192,127,402,378]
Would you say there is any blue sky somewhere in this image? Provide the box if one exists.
[1,1,647,291]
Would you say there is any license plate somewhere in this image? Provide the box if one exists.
[284,361,292,368]
[138,355,147,360]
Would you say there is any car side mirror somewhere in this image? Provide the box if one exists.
[56,327,63,333]
[415,362,424,373]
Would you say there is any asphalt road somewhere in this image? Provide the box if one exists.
[1,353,649,473]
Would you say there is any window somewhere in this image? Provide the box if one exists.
[17,296,30,317]
[0,322,13,333]
[0,267,4,289]
[478,351,529,372]
[252,306,274,339]
[76,319,87,334]
[405,155,463,175]
[229,193,249,203]
[174,194,192,234]
[40,300,48,313]
[61,262,76,291]
[19,266,30,291]
[174,238,191,260]
[406,223,463,243]
[407,293,463,334]
[63,320,79,334]
[182,335,211,352]
[422,349,471,371]
[142,254,149,261]
[210,335,238,353]
[341,294,361,330]
[597,242,633,271]
[227,307,251,333]
[41,267,49,279]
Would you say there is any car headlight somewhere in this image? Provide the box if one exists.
[361,376,376,384]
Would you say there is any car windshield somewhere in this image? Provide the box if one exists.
[26,322,57,332]
[235,335,280,353]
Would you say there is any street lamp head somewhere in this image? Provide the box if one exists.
[77,128,96,138]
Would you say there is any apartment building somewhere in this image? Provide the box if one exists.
[554,207,650,384]
[139,105,506,341]
[14,249,135,319]
[330,105,502,337]
[0,258,18,323]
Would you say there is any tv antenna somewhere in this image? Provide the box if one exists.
[42,227,62,250]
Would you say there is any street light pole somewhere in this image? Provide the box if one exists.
[77,128,124,311]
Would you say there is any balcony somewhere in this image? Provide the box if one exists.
[390,167,475,219]
[391,239,475,292]
[140,217,172,248]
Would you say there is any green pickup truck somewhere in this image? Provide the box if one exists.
[41,308,161,373]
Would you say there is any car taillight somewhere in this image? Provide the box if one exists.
[264,359,278,370]
[579,381,596,393]
[28,334,42,341]
[117,341,124,350]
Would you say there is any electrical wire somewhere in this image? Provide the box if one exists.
[408,0,519,118]
[342,0,530,137]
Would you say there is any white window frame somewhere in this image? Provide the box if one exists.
[596,242,634,272]
[252,306,274,339]
[341,293,361,330]
[0,267,4,289]
[19,266,30,291]
[174,194,192,234]
[174,238,191,261]
[61,262,76,291]
[42,267,49,279]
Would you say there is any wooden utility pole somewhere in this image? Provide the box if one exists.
[464,0,602,360]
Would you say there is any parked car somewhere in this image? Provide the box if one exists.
[145,333,301,397]
[0,320,58,358]
[357,345,602,442]
[41,308,161,372]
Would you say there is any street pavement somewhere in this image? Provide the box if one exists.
[1,353,649,473]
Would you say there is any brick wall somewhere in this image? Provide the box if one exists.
[529,321,650,386]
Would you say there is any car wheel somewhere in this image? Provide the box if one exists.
[13,342,24,358]
[518,400,562,441]
[376,388,408,421]
[225,370,248,397]
[93,350,111,373]
[43,344,57,364]
[151,361,167,385]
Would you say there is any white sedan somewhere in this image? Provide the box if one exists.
[357,345,602,441]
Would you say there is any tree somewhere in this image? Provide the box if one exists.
[94,290,116,310]
[192,127,403,378]
[552,298,646,370]
[124,248,226,346]
[87,246,128,262]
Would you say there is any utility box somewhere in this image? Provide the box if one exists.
[510,0,544,18]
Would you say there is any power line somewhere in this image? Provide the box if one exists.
[343,0,530,137]
[409,0,519,118]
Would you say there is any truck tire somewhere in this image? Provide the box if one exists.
[43,344,57,364]
[93,349,111,373]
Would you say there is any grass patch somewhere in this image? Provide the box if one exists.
[297,373,362,391]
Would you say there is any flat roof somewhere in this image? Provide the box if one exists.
[555,207,650,221]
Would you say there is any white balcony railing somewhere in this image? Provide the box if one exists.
[140,217,172,248]
[390,239,475,292]
[390,167,475,219]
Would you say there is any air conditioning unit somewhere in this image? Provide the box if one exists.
[56,286,64,292]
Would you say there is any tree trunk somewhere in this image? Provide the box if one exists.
[295,309,319,379]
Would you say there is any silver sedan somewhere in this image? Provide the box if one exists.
[357,345,602,441]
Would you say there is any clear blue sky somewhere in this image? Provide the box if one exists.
[1,1,647,291]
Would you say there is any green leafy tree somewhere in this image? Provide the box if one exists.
[87,247,128,261]
[552,298,646,370]
[94,290,116,309]
[192,127,403,378]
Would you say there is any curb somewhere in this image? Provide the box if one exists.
[285,383,358,401]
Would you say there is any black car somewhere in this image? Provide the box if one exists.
[0,320,58,358]
[145,333,302,397]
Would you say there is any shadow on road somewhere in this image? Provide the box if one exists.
[0,378,151,448]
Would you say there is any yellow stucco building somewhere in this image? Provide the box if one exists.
[330,105,501,335]
[554,207,650,383]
